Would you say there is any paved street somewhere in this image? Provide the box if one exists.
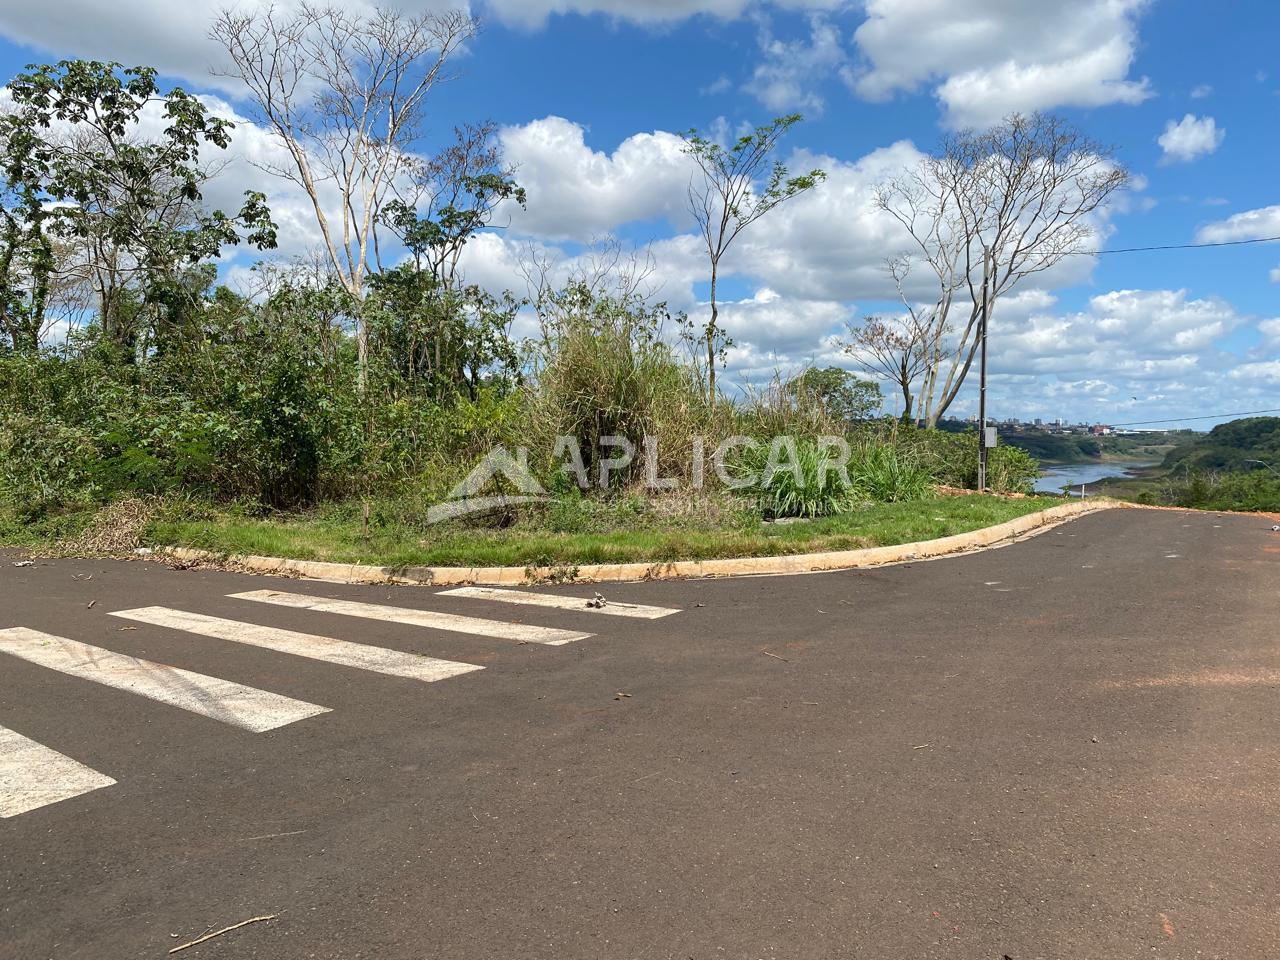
[2,508,1277,959]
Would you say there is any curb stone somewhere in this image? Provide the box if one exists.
[157,498,1126,586]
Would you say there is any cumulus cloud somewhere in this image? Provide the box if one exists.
[0,0,846,85]
[1190,83,1213,99]
[988,289,1250,391]
[1196,205,1280,244]
[1157,114,1225,164]
[1259,318,1280,347]
[1229,361,1280,384]
[848,0,1153,128]
[495,117,695,241]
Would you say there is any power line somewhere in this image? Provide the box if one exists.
[1068,234,1280,256]
[1109,407,1280,427]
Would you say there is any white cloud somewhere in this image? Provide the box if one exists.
[1086,289,1244,350]
[1230,361,1280,383]
[713,287,850,356]
[848,0,1153,127]
[989,288,1249,382]
[1190,84,1213,99]
[485,0,842,29]
[1196,205,1280,244]
[1157,114,1225,164]
[743,15,846,114]
[723,141,929,301]
[495,117,695,241]
[0,0,850,83]
[1259,318,1280,346]
[1271,266,1280,284]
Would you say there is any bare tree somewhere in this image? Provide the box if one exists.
[682,115,824,397]
[211,4,477,383]
[842,313,930,422]
[877,112,1128,426]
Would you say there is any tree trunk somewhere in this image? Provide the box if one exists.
[707,261,719,399]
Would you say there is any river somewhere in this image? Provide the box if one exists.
[1034,460,1156,495]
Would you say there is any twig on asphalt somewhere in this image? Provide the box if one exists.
[234,830,307,842]
[168,915,278,953]
[762,651,789,662]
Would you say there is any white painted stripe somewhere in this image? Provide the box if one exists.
[230,590,593,646]
[0,725,116,818]
[0,628,330,732]
[109,607,484,683]
[438,586,680,620]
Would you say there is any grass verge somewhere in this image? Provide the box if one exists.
[132,494,1062,568]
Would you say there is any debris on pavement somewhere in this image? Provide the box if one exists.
[613,691,632,700]
[168,914,278,954]
[586,592,608,609]
[762,651,789,662]
[11,560,34,567]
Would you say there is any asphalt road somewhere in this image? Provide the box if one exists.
[2,508,1277,959]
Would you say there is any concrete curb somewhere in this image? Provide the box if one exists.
[158,498,1125,587]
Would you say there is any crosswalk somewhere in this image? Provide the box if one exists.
[1,585,681,818]
[109,607,485,683]
[0,725,116,819]
[229,590,596,645]
[437,586,680,619]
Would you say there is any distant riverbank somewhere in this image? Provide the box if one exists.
[1035,460,1159,495]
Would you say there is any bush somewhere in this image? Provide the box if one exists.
[849,443,932,502]
[740,438,857,519]
[862,422,1039,494]
[523,285,727,487]
[1174,470,1280,512]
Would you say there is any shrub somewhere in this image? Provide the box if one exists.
[523,285,726,487]
[849,443,932,502]
[859,422,1039,494]
[1174,470,1280,512]
[744,438,857,519]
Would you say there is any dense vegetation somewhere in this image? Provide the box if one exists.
[1135,418,1280,512]
[1162,418,1280,473]
[1001,432,1103,463]
[0,58,1047,563]
[1000,430,1187,464]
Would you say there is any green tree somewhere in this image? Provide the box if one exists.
[787,367,882,427]
[0,60,276,352]
[682,115,825,396]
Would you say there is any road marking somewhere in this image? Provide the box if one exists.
[230,590,593,646]
[109,607,484,683]
[0,628,330,732]
[438,586,680,619]
[0,725,116,817]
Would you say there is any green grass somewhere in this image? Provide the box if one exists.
[137,494,1061,568]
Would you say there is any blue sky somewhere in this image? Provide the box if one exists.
[1,0,1277,426]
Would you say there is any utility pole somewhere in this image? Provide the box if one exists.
[977,250,991,493]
